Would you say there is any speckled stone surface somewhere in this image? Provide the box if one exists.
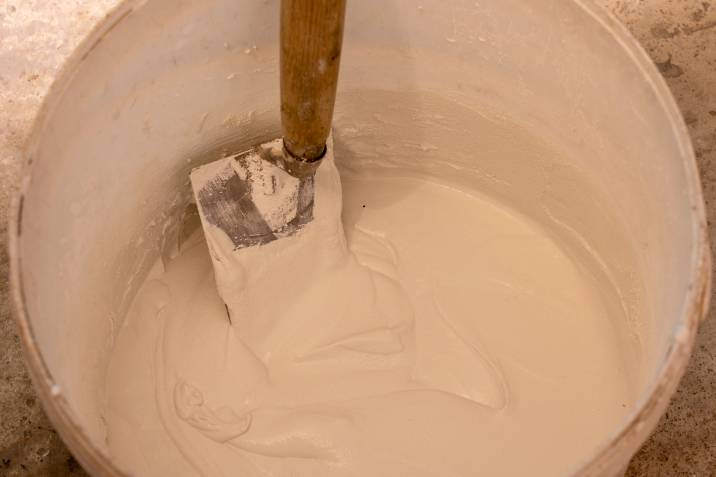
[0,1,715,476]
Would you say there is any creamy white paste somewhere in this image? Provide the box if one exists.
[104,151,631,476]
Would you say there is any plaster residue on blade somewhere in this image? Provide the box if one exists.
[190,139,316,250]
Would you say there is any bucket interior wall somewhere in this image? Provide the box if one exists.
[19,0,698,459]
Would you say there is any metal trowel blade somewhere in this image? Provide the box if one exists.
[190,138,319,251]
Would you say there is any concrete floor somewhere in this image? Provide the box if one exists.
[1,0,715,475]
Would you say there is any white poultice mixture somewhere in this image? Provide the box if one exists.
[105,147,632,476]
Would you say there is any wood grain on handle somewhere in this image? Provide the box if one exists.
[281,0,347,162]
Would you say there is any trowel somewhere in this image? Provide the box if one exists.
[190,0,346,255]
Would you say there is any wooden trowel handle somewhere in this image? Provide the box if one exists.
[280,0,347,162]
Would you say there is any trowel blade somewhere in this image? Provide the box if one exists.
[190,139,317,251]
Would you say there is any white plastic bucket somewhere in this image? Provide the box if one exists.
[9,0,710,475]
